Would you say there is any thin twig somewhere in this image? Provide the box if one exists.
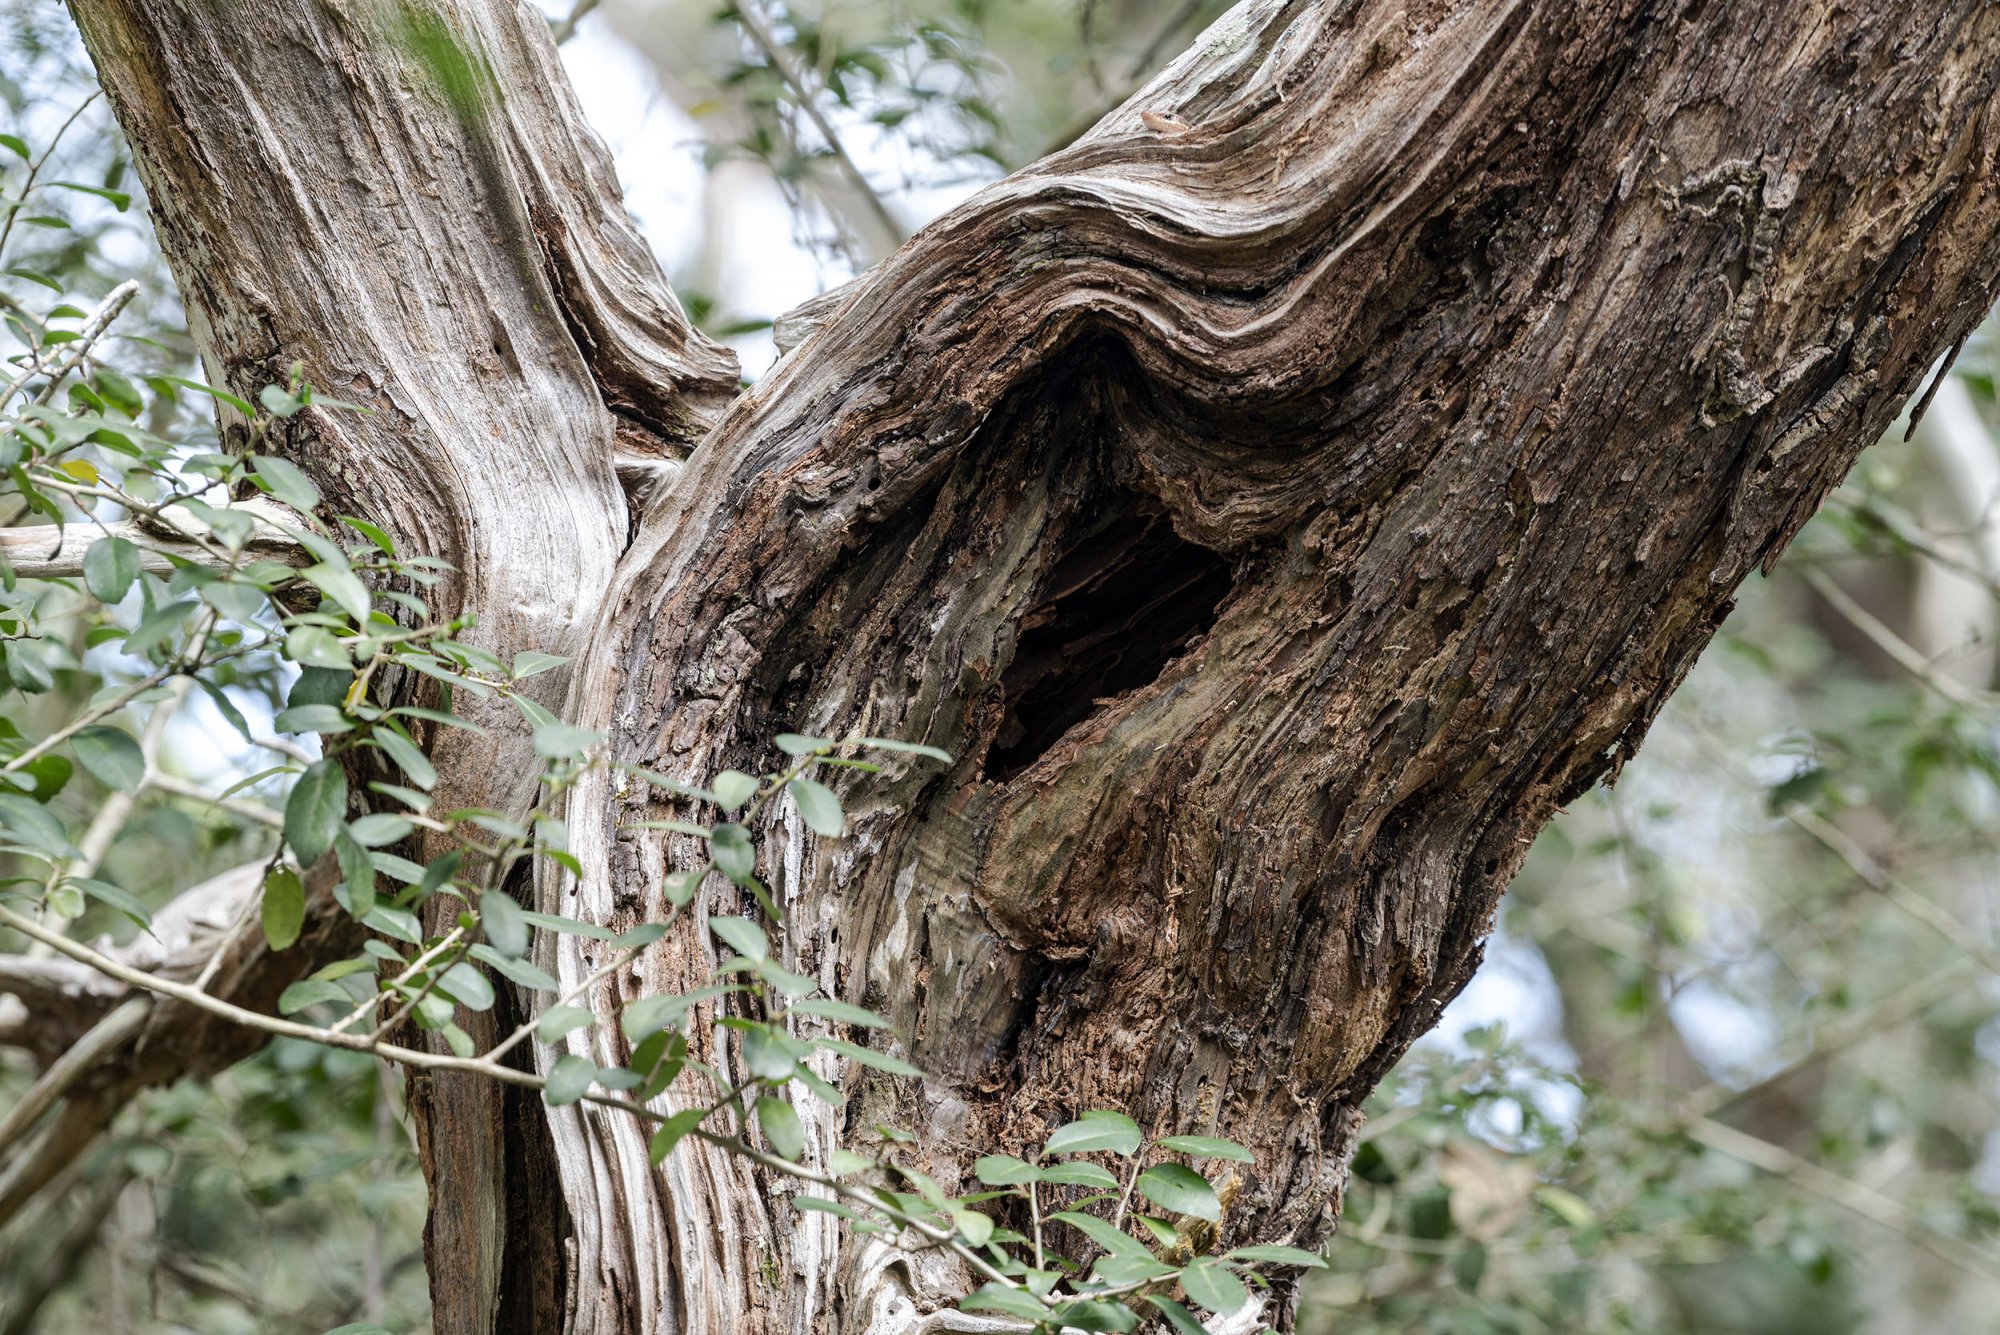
[0,899,1047,1309]
[731,0,904,247]
[146,773,286,829]
[0,90,101,264]
[548,0,599,44]
[1800,566,1990,713]
[0,996,148,1155]
[0,279,138,412]
[1678,957,1975,1121]
[1686,1115,2000,1284]
[1782,801,2000,978]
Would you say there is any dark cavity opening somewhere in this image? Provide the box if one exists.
[986,494,1231,781]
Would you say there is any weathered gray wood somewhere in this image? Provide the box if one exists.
[59,0,2000,1332]
[63,2,738,1327]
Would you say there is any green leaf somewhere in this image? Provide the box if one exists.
[0,134,26,160]
[1049,1211,1153,1260]
[469,944,559,991]
[1224,1244,1327,1269]
[82,535,140,604]
[709,914,769,960]
[153,374,256,416]
[44,881,85,920]
[632,1030,687,1099]
[285,624,352,671]
[614,922,668,948]
[742,1024,802,1081]
[372,728,437,790]
[197,577,265,625]
[519,909,617,941]
[532,721,601,760]
[273,704,354,734]
[709,823,756,883]
[544,1053,596,1106]
[259,383,304,417]
[857,736,954,763]
[482,889,529,957]
[1144,1295,1211,1335]
[1045,1110,1142,1158]
[817,1037,924,1078]
[649,1109,706,1164]
[626,819,711,838]
[754,958,816,998]
[1137,1164,1221,1222]
[278,979,353,1015]
[3,641,53,694]
[196,679,256,746]
[1155,1134,1255,1163]
[302,561,371,625]
[1039,1161,1120,1189]
[13,753,71,803]
[5,265,60,292]
[72,726,145,791]
[624,767,717,802]
[774,733,833,756]
[511,650,571,679]
[792,1194,861,1221]
[787,777,844,836]
[340,515,396,554]
[950,1206,995,1247]
[261,865,305,949]
[121,600,196,658]
[284,760,347,865]
[1050,1299,1139,1332]
[757,1095,805,1160]
[959,1284,1049,1321]
[622,989,700,1040]
[363,905,421,944]
[347,813,412,846]
[974,1154,1041,1186]
[69,877,152,930]
[1179,1257,1247,1315]
[334,825,376,918]
[663,868,704,907]
[48,180,131,210]
[248,453,321,512]
[787,997,893,1029]
[712,769,759,812]
[536,1005,595,1044]
[434,961,492,1011]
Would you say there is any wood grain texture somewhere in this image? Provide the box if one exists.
[57,0,2000,1331]
[64,1,736,1327]
[557,1,2000,1329]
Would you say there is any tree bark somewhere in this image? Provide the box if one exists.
[62,0,2000,1332]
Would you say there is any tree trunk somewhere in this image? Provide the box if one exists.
[65,0,2000,1332]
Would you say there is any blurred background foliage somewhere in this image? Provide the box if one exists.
[4,0,2000,1330]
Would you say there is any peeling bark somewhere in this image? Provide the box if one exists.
[58,0,2000,1332]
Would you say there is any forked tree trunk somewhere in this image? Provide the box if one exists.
[64,0,2000,1331]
